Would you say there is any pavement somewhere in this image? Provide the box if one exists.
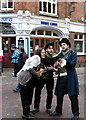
[0,67,86,120]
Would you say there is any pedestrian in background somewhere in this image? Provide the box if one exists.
[13,47,28,92]
[50,38,80,120]
[10,46,20,77]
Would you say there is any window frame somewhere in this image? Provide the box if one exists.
[74,33,84,55]
[1,0,14,10]
[39,0,57,16]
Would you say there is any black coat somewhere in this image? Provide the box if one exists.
[18,52,28,70]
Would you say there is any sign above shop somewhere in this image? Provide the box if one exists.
[41,21,58,26]
[1,18,12,23]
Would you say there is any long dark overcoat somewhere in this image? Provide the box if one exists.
[65,51,79,95]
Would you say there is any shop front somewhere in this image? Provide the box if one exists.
[1,22,16,68]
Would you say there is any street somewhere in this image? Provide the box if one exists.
[1,68,86,119]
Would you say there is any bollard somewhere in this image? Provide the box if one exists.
[0,61,2,76]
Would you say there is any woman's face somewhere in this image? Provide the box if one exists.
[41,49,45,58]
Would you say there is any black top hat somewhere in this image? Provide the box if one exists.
[45,42,54,50]
[59,38,71,47]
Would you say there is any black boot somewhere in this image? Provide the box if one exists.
[22,106,30,119]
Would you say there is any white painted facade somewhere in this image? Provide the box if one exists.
[0,11,85,56]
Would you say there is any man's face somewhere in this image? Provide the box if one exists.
[60,43,69,51]
[46,46,54,55]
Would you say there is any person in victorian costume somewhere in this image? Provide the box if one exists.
[50,38,80,120]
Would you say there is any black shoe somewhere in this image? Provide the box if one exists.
[50,111,62,116]
[22,115,29,119]
[13,75,17,77]
[30,109,39,114]
[46,109,52,114]
[71,116,79,120]
[13,88,20,92]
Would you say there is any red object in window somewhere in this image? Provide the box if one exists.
[0,56,3,61]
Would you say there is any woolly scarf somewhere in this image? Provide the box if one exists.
[58,48,71,76]
[46,52,55,59]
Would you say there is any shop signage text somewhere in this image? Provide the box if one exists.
[41,21,58,26]
[1,18,12,23]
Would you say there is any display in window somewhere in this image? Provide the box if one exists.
[18,40,24,48]
[74,41,83,52]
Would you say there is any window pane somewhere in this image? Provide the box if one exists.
[2,0,7,8]
[48,2,51,13]
[53,32,58,36]
[35,39,39,45]
[53,3,55,13]
[41,39,44,48]
[18,40,24,48]
[37,30,43,35]
[79,33,83,39]
[30,31,35,35]
[35,39,39,50]
[30,39,34,55]
[74,41,83,52]
[43,2,47,12]
[56,40,58,53]
[46,40,50,43]
[39,1,42,11]
[74,33,78,39]
[8,0,13,8]
[46,31,51,36]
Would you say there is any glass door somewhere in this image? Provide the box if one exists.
[2,37,16,68]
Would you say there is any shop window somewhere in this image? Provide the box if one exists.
[53,32,58,36]
[56,40,58,53]
[46,31,51,36]
[3,41,8,53]
[74,41,83,52]
[41,39,44,48]
[35,39,39,50]
[37,30,43,35]
[46,39,50,43]
[39,0,57,16]
[1,0,14,10]
[18,40,24,48]
[30,31,35,35]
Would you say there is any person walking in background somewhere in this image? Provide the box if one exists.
[13,47,28,92]
[31,42,55,115]
[50,38,80,120]
[10,46,20,77]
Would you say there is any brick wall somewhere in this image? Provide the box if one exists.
[76,55,86,67]
[70,2,84,22]
[58,2,84,22]
[14,2,39,15]
[1,1,84,22]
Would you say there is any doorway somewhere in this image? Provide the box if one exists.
[2,37,16,68]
